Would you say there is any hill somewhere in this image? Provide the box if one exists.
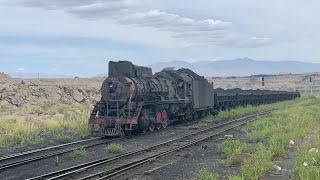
[148,58,320,76]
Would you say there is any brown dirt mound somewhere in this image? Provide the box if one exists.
[0,72,11,79]
[0,77,104,108]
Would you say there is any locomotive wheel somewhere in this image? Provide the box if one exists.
[155,110,162,130]
[156,123,161,130]
[142,109,150,133]
[124,125,132,137]
[149,122,155,131]
[162,110,168,128]
[125,129,132,137]
[162,122,167,129]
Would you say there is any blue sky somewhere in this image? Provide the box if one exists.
[0,0,319,77]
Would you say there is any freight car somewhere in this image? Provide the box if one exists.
[89,61,300,136]
[214,88,300,110]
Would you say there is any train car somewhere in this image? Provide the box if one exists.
[89,61,300,137]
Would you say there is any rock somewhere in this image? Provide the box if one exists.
[73,90,85,103]
[183,152,191,158]
[224,135,234,138]
[9,94,24,106]
[309,148,319,153]
[275,165,282,171]
[201,145,208,149]
[0,77,102,108]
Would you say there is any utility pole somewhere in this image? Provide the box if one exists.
[310,76,313,95]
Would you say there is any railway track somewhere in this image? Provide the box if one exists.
[0,137,120,171]
[0,118,198,172]
[28,111,271,180]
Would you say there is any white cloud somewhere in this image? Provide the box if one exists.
[118,10,231,32]
[235,37,272,48]
[4,0,271,48]
[16,67,25,72]
[68,0,140,18]
[222,36,272,48]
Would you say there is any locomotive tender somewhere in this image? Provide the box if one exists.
[89,61,300,136]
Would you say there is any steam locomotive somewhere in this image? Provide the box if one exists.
[89,61,300,136]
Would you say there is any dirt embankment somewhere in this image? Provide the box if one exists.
[1,72,319,108]
[209,72,320,95]
[0,74,104,108]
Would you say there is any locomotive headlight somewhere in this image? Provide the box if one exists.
[108,83,117,93]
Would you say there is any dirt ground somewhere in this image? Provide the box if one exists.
[123,128,247,180]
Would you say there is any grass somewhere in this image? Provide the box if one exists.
[54,133,72,143]
[70,148,87,158]
[200,96,319,123]
[241,145,275,179]
[219,96,320,180]
[228,175,245,180]
[0,103,92,148]
[218,139,248,165]
[294,125,320,179]
[106,143,124,154]
[199,168,219,180]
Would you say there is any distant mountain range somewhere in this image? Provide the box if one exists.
[7,58,320,78]
[148,58,320,77]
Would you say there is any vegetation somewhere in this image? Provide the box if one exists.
[54,133,72,143]
[216,96,320,180]
[241,145,275,179]
[106,143,124,153]
[0,103,92,148]
[218,139,248,165]
[200,96,318,123]
[294,126,320,179]
[70,148,87,158]
[198,168,219,180]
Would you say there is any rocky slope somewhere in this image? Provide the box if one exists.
[0,74,104,108]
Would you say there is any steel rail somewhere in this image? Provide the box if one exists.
[0,137,101,161]
[28,111,271,180]
[0,137,121,170]
[99,118,255,180]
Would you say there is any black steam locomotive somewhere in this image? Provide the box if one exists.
[89,61,300,136]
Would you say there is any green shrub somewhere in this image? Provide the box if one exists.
[218,139,247,165]
[228,175,245,180]
[199,168,219,180]
[242,145,275,180]
[294,135,320,179]
[55,133,72,143]
[106,143,123,153]
[70,148,87,158]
